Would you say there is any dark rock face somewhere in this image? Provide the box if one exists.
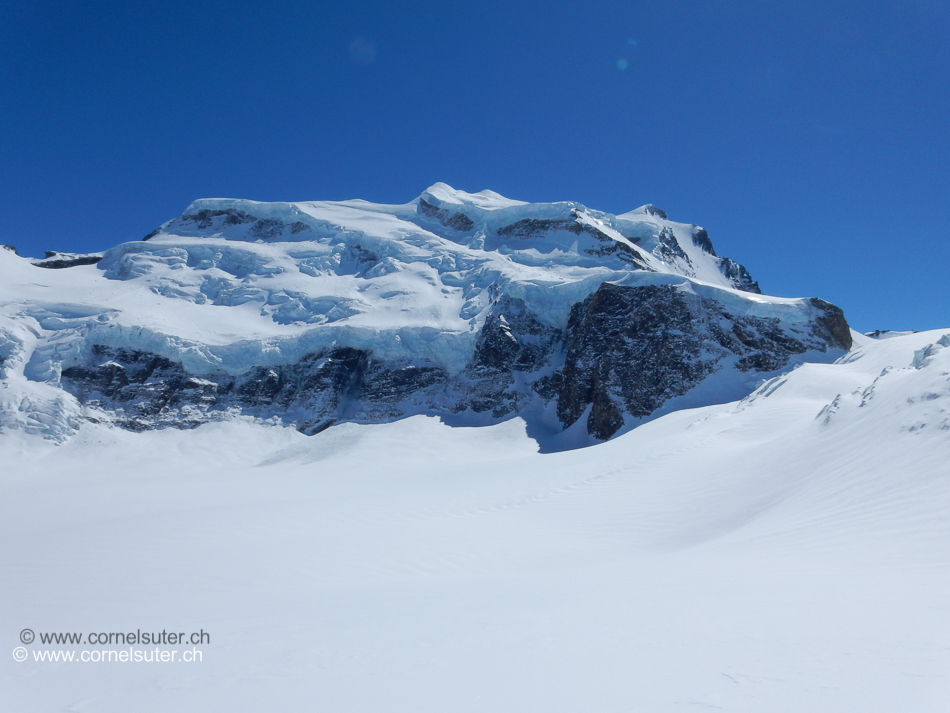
[61,345,449,435]
[173,209,313,240]
[419,199,476,232]
[182,208,257,229]
[554,284,712,440]
[495,213,649,268]
[59,286,851,444]
[808,298,853,350]
[654,227,691,264]
[61,348,203,431]
[717,257,761,294]
[249,218,285,239]
[548,283,847,440]
[690,227,716,256]
[497,218,581,238]
[2,245,18,255]
[641,205,668,220]
[32,252,104,269]
[865,329,918,340]
[461,296,561,418]
[582,235,647,266]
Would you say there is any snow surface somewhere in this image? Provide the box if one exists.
[2,330,949,711]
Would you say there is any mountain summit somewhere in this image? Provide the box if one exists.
[0,184,850,447]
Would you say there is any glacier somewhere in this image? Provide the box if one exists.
[0,183,850,446]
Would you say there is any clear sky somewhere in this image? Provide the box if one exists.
[1,0,947,332]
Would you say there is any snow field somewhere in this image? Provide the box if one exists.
[1,330,948,711]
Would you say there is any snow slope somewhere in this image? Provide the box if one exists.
[1,330,948,712]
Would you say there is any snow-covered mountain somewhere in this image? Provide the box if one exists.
[3,184,949,711]
[0,183,850,446]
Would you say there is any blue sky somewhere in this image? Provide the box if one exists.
[1,0,947,332]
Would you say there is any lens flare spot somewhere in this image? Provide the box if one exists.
[617,58,630,70]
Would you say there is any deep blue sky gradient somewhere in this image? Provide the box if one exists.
[1,0,948,331]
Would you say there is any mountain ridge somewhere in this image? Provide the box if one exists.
[0,183,850,447]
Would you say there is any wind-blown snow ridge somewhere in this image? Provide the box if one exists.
[0,184,849,444]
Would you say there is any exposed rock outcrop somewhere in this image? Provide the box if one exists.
[32,251,104,269]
